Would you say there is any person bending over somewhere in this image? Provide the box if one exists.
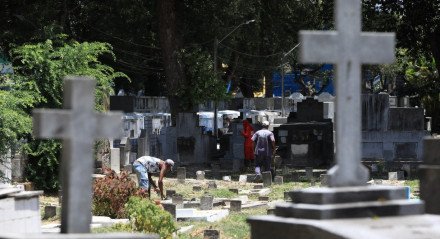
[133,156,174,199]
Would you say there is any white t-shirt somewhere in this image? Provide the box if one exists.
[136,156,162,173]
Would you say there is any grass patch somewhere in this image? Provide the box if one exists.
[92,223,132,233]
[210,188,236,198]
[177,207,267,239]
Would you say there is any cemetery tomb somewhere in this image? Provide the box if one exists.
[275,98,334,167]
[247,1,434,238]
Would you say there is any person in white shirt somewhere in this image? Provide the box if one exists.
[251,121,276,180]
[133,156,174,199]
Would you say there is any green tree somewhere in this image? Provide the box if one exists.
[0,74,42,182]
[10,38,128,191]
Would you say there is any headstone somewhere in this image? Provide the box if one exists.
[388,171,404,181]
[204,229,220,239]
[32,77,123,233]
[305,167,313,181]
[267,208,275,215]
[300,0,394,187]
[196,171,205,180]
[229,188,239,194]
[200,195,213,210]
[420,137,440,214]
[193,186,202,191]
[262,171,272,187]
[166,190,176,198]
[207,181,217,189]
[230,200,242,212]
[172,194,184,208]
[222,176,231,181]
[177,167,186,184]
[44,205,57,219]
[110,148,120,173]
[162,203,176,220]
[274,176,283,185]
[238,175,247,183]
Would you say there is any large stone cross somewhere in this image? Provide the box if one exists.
[299,0,395,187]
[33,76,122,233]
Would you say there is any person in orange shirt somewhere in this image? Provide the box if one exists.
[241,119,255,172]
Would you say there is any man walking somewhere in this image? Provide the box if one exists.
[252,121,276,181]
[133,156,174,199]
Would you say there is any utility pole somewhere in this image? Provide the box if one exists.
[213,38,219,138]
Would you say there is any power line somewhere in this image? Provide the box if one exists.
[87,24,160,50]
[218,42,283,58]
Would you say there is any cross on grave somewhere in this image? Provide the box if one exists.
[299,0,395,187]
[33,76,123,233]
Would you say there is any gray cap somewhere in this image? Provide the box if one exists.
[165,159,175,171]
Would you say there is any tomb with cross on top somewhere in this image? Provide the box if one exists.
[247,1,433,238]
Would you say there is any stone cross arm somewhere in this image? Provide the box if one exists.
[300,31,395,64]
[33,110,123,139]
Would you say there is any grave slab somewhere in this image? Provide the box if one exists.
[275,199,423,220]
[176,208,229,222]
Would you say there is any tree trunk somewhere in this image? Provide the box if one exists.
[157,0,187,125]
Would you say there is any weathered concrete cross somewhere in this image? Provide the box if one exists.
[33,76,122,233]
[299,0,395,187]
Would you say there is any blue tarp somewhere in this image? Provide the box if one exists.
[273,64,334,96]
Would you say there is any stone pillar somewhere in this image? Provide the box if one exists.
[44,205,57,219]
[262,171,272,187]
[200,195,213,210]
[110,148,120,173]
[196,170,205,180]
[172,194,183,208]
[274,176,283,185]
[239,175,247,183]
[420,137,440,214]
[177,167,186,184]
[230,200,242,212]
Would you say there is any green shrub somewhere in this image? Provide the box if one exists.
[92,168,147,218]
[125,196,177,239]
